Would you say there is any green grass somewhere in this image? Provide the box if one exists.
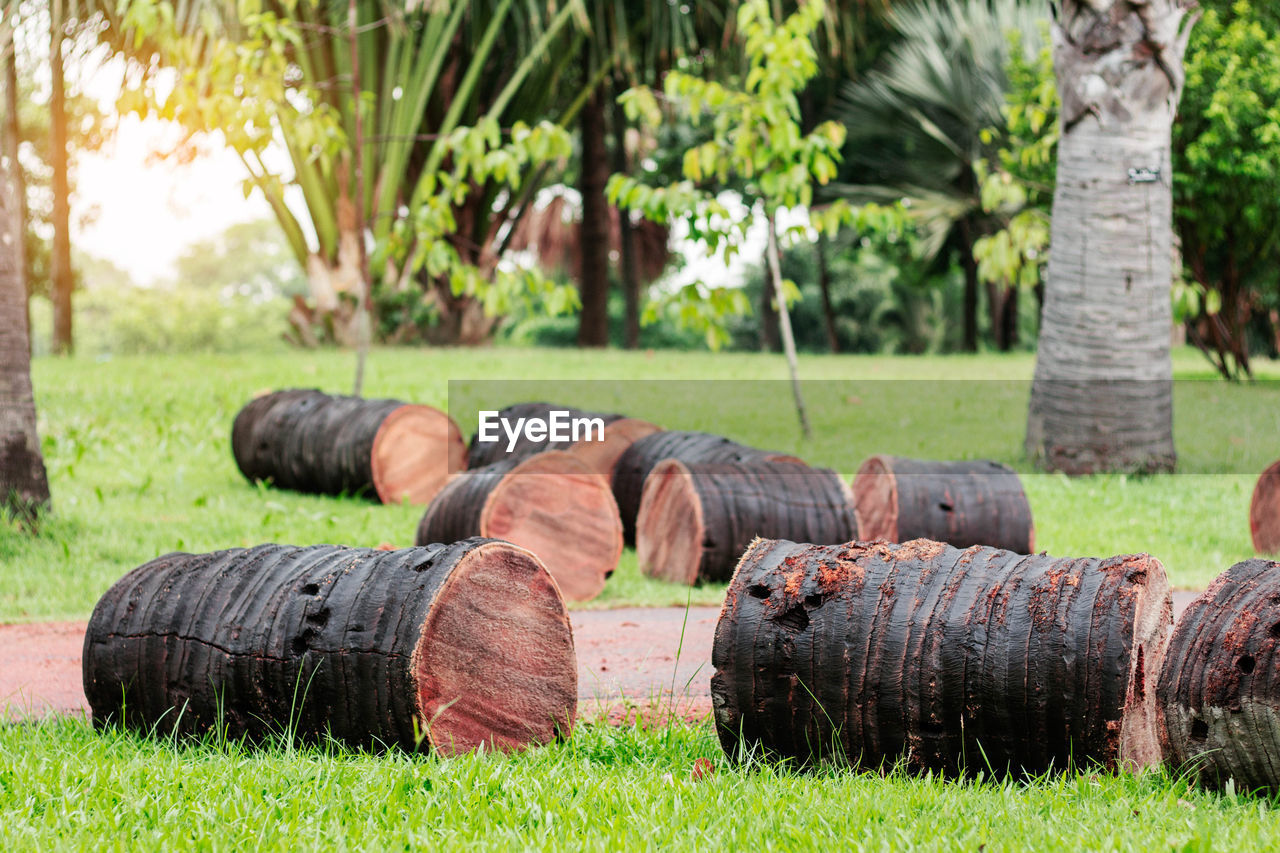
[2,346,1278,621]
[2,717,1278,850]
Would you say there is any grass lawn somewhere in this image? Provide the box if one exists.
[5,345,1280,848]
[3,717,1279,850]
[2,345,1278,621]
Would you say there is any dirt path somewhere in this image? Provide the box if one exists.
[1,591,1202,724]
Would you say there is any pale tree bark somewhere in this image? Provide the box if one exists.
[1026,0,1197,474]
[50,0,72,355]
[1,34,51,520]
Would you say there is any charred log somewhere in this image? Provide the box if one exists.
[711,538,1171,776]
[637,461,855,585]
[231,389,465,505]
[82,540,577,754]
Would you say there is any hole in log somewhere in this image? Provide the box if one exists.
[1270,622,1280,639]
[291,628,317,656]
[306,609,330,627]
[300,583,320,596]
[775,604,810,633]
[1132,646,1145,699]
[804,593,826,610]
[748,584,772,599]
[1238,655,1256,674]
[1191,718,1209,741]
[937,502,954,512]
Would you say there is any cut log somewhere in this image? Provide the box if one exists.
[1157,558,1280,793]
[82,540,577,755]
[416,451,622,602]
[231,389,466,504]
[1250,461,1280,554]
[711,538,1171,775]
[637,460,855,585]
[852,455,1035,553]
[465,401,659,479]
[613,431,804,545]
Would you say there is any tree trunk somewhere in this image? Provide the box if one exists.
[958,219,979,353]
[815,232,840,353]
[851,456,1035,553]
[712,538,1172,774]
[3,28,27,339]
[1026,0,1196,474]
[83,541,578,755]
[1157,558,1280,793]
[0,55,50,523]
[611,83,642,350]
[49,1,72,355]
[1250,459,1280,555]
[416,451,623,602]
[766,214,811,438]
[611,430,804,546]
[576,68,611,348]
[759,245,781,353]
[636,460,855,585]
[464,401,658,478]
[231,389,465,505]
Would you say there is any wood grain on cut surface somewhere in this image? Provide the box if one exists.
[637,460,854,586]
[1249,461,1280,555]
[711,538,1171,776]
[82,541,577,754]
[231,389,465,504]
[417,452,622,602]
[613,431,804,546]
[852,455,1034,553]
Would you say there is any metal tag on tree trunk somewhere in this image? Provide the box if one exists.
[1128,167,1161,184]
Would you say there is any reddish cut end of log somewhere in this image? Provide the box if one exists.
[371,405,468,505]
[1157,558,1280,793]
[569,418,662,483]
[636,460,705,586]
[479,451,623,602]
[1250,461,1280,555]
[851,455,898,542]
[413,541,577,755]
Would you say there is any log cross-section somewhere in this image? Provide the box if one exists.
[231,389,466,505]
[82,540,577,755]
[711,538,1171,776]
[1250,461,1280,555]
[613,431,804,545]
[416,451,623,602]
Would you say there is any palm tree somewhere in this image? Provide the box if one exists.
[0,20,51,521]
[1025,0,1196,473]
[830,0,1047,351]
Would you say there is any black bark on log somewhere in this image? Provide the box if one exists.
[637,460,855,585]
[613,431,803,546]
[231,389,465,504]
[416,451,623,602]
[465,402,658,479]
[1250,461,1280,555]
[1157,558,1280,793]
[83,540,577,754]
[852,456,1035,553]
[712,538,1170,776]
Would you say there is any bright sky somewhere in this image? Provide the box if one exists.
[74,117,274,284]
